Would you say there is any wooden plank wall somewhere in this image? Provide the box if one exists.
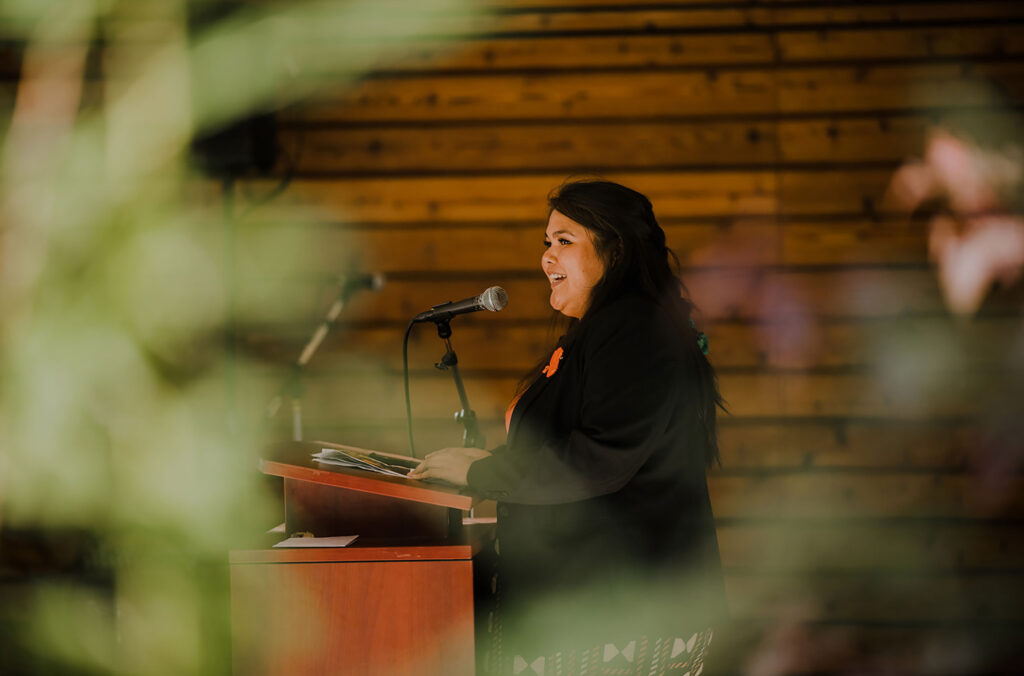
[233,1,1024,673]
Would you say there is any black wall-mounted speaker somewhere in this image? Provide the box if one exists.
[191,114,277,176]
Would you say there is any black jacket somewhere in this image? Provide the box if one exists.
[466,295,727,655]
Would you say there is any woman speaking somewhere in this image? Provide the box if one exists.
[408,180,727,676]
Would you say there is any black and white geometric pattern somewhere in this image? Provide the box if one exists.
[503,629,713,676]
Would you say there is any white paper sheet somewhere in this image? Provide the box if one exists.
[273,535,359,548]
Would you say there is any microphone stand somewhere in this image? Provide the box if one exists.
[432,319,485,449]
[266,281,356,441]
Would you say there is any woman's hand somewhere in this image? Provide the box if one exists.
[406,447,491,486]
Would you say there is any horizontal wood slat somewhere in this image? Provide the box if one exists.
[290,63,1024,123]
[768,2,1024,28]
[300,2,1024,37]
[270,418,984,472]
[245,367,987,422]
[240,165,1018,227]
[262,220,785,271]
[290,70,776,122]
[780,220,929,264]
[240,315,1021,373]
[280,111,1024,175]
[239,169,913,223]
[234,270,960,324]
[717,521,1024,571]
[710,474,1024,519]
[395,33,777,72]
[243,217,934,273]
[777,63,1024,116]
[484,0,1024,15]
[279,26,1024,75]
[240,171,780,222]
[717,419,977,470]
[776,25,1024,63]
[279,121,782,172]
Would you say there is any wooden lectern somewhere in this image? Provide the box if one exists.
[230,441,478,676]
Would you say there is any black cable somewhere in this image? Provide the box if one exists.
[402,319,417,458]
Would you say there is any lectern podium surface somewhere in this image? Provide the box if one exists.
[230,441,477,676]
[261,440,473,544]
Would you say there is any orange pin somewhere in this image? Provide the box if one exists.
[542,347,564,378]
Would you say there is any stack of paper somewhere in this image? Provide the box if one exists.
[312,447,417,478]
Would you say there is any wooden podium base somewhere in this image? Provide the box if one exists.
[230,546,474,676]
[230,442,479,675]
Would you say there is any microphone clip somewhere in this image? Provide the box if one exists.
[435,350,457,371]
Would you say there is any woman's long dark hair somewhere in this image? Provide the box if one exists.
[526,178,725,467]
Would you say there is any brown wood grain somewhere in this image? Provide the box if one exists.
[247,366,989,425]
[237,217,935,279]
[262,220,783,274]
[237,167,920,224]
[777,63,1024,115]
[709,473,1024,519]
[240,171,779,222]
[288,63,1024,123]
[266,418,985,472]
[769,2,1024,27]
[231,269,959,327]
[240,315,1021,373]
[281,111,1024,173]
[781,219,929,264]
[777,168,895,215]
[230,546,473,564]
[484,0,1022,13]
[290,2,1024,37]
[231,558,474,675]
[427,33,776,70]
[473,6,764,33]
[291,33,774,75]
[776,25,1024,63]
[716,419,978,470]
[260,441,473,510]
[717,521,1024,571]
[289,70,780,122]
[280,25,1024,76]
[246,218,933,280]
[279,121,781,173]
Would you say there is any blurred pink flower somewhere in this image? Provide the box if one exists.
[889,129,1024,315]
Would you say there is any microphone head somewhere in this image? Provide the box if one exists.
[480,286,508,312]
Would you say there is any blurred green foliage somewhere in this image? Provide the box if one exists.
[0,0,480,672]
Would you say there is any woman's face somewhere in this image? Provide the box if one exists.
[542,210,606,319]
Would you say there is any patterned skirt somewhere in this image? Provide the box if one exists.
[491,630,714,676]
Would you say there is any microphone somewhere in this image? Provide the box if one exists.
[413,286,508,323]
